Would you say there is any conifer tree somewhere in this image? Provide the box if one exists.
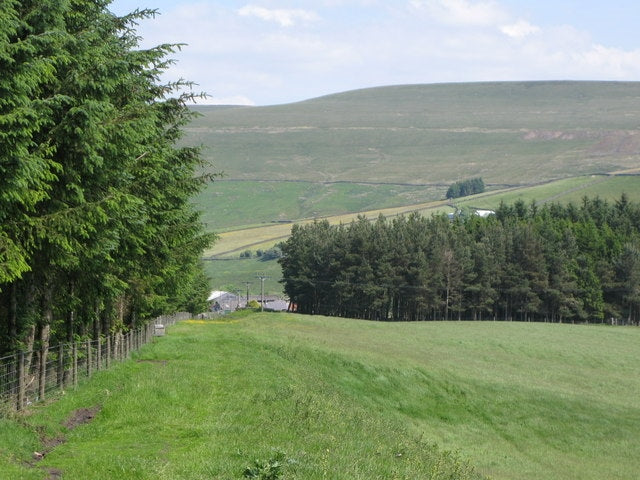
[0,1,214,354]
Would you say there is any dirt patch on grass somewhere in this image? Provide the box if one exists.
[30,405,101,476]
[40,434,66,451]
[62,405,101,430]
[44,467,63,479]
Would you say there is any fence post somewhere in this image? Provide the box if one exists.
[57,344,64,390]
[106,335,111,369]
[17,351,25,411]
[72,343,78,388]
[86,340,92,378]
[38,348,46,402]
[97,337,102,371]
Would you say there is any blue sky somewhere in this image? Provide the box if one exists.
[108,0,640,105]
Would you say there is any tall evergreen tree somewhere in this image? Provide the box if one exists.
[0,1,214,355]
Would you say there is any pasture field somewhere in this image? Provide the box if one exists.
[2,314,639,479]
[193,180,448,231]
[189,81,640,186]
[455,174,640,209]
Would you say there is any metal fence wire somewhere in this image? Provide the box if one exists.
[0,312,190,411]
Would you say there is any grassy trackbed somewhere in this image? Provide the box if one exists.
[2,314,639,479]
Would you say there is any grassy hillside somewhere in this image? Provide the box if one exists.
[189,81,640,227]
[190,81,640,185]
[3,314,639,479]
[189,81,640,291]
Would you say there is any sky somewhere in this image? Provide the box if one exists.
[108,0,640,106]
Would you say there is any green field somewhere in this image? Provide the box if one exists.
[203,257,283,296]
[190,81,640,187]
[193,180,447,231]
[455,175,640,210]
[3,314,639,479]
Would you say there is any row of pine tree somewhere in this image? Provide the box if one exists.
[280,196,640,324]
[0,1,213,356]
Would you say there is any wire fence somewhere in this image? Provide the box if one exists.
[0,312,191,412]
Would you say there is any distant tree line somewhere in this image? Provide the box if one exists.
[446,178,485,199]
[0,3,213,357]
[279,195,640,324]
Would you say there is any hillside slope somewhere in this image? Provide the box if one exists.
[189,81,640,186]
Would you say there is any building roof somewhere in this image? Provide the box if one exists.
[207,290,230,302]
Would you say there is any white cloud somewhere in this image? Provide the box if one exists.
[107,0,640,105]
[410,0,508,27]
[572,44,640,78]
[237,5,320,27]
[203,95,256,106]
[500,20,540,39]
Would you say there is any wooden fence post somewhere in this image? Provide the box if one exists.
[86,340,92,378]
[97,337,102,371]
[38,349,46,402]
[17,352,25,411]
[72,343,78,388]
[57,344,64,389]
[106,335,111,369]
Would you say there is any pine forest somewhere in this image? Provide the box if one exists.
[280,196,640,324]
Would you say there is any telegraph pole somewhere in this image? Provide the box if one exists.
[256,274,270,312]
[243,282,252,308]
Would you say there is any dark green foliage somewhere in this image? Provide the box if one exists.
[280,196,640,324]
[446,178,485,199]
[0,1,214,355]
[259,246,283,261]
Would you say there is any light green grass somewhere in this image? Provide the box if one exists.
[193,180,446,230]
[456,175,640,210]
[2,315,639,480]
[203,257,283,295]
[237,316,640,480]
